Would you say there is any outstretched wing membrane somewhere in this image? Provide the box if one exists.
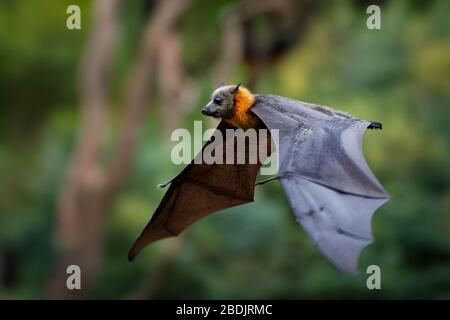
[251,95,389,274]
[128,121,268,260]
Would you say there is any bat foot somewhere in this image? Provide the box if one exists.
[255,176,280,186]
[368,121,382,130]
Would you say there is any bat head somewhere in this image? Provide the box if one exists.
[202,84,241,119]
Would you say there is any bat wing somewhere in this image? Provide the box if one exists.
[251,95,390,275]
[128,120,266,261]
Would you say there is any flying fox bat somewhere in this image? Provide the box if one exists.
[128,84,389,275]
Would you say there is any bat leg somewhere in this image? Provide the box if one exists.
[255,176,280,186]
[367,121,382,130]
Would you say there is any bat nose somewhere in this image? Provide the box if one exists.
[202,108,209,115]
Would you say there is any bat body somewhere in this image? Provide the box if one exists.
[129,84,389,275]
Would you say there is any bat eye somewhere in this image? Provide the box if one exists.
[213,97,223,105]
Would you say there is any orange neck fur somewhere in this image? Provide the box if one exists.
[225,87,259,129]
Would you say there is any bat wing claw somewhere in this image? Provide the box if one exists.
[367,121,382,130]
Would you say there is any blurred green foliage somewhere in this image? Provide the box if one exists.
[0,0,449,299]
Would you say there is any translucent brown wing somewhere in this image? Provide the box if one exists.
[128,120,269,260]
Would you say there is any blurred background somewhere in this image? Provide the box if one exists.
[1,0,450,299]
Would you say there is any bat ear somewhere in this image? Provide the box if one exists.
[231,83,241,95]
[217,82,225,88]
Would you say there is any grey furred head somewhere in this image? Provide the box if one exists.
[201,84,240,119]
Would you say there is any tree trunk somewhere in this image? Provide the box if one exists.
[48,0,194,299]
[48,0,122,299]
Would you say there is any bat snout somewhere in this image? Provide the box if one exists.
[202,106,220,117]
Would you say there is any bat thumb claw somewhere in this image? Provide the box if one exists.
[157,179,174,189]
[368,121,382,130]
